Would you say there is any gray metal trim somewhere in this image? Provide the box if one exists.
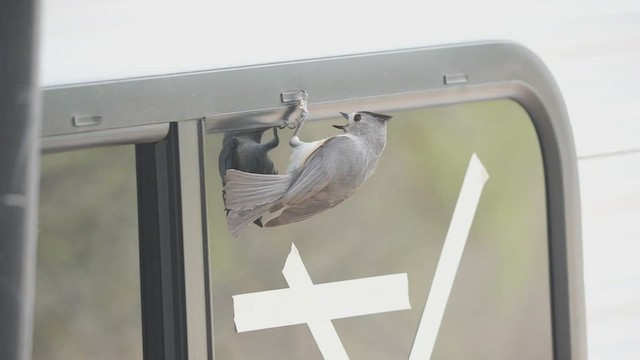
[0,0,41,359]
[135,121,213,360]
[177,120,213,360]
[41,41,586,359]
[40,42,568,137]
[41,123,169,153]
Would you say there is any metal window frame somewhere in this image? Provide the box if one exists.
[39,41,585,359]
[135,120,213,360]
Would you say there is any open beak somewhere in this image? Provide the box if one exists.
[333,112,349,131]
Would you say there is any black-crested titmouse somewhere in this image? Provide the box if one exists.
[223,111,392,238]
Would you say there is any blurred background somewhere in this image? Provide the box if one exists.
[36,0,639,359]
[36,146,141,360]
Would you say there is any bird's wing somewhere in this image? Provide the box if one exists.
[280,136,351,206]
[224,170,290,211]
[264,198,345,227]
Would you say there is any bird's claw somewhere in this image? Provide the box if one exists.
[283,91,308,130]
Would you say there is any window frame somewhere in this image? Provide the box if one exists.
[40,41,586,360]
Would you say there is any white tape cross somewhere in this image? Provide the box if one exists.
[233,244,411,359]
[282,244,348,360]
[232,153,488,359]
[408,153,490,359]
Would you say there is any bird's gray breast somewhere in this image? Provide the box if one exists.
[314,135,373,201]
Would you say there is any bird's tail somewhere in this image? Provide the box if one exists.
[223,169,290,238]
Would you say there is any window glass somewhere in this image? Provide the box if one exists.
[35,146,142,360]
[205,99,553,359]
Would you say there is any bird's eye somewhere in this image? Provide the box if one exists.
[354,114,361,122]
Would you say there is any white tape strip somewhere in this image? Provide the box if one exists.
[283,244,348,360]
[408,153,489,360]
[233,244,411,360]
[233,253,410,332]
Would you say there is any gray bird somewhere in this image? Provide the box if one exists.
[223,111,392,238]
[219,127,280,227]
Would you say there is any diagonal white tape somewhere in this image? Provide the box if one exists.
[408,153,490,360]
[283,244,349,360]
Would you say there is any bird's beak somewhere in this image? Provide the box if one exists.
[334,112,349,131]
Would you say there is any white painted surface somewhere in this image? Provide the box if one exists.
[579,153,640,360]
[41,0,640,358]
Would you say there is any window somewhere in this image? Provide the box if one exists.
[35,146,142,360]
[36,42,584,359]
[205,100,552,359]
